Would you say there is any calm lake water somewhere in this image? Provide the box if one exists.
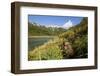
[28,36,54,51]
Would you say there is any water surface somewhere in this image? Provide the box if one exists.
[28,36,54,51]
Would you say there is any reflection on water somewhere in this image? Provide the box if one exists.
[28,36,54,51]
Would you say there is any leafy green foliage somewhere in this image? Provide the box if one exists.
[72,35,88,58]
[59,18,88,58]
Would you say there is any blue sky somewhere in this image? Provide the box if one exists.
[28,15,83,26]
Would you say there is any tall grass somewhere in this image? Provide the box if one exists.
[29,37,62,60]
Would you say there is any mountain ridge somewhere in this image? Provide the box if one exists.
[28,22,67,36]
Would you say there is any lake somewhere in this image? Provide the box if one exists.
[28,36,55,51]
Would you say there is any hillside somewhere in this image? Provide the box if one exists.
[28,18,88,60]
[58,18,88,58]
[28,22,66,36]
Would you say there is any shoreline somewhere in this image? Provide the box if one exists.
[28,36,57,38]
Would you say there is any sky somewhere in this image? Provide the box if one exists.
[28,15,84,27]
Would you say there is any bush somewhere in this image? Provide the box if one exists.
[28,38,64,60]
[40,45,63,60]
[72,35,88,58]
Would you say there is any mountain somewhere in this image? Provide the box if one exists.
[28,20,74,36]
[62,20,73,29]
[30,20,73,29]
[28,22,66,36]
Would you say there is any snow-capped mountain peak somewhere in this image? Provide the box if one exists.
[62,20,73,29]
[46,20,73,29]
[31,20,73,29]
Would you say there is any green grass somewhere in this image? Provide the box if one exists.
[28,37,64,60]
